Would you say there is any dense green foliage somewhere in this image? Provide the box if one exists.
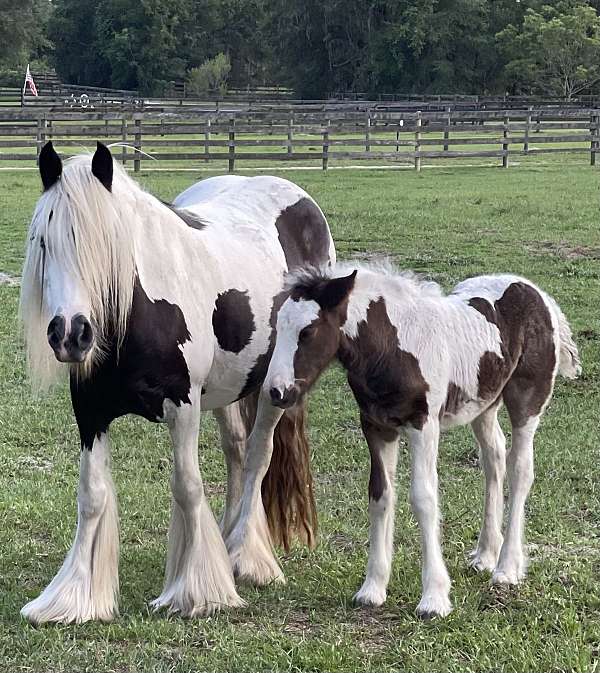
[5,1,600,99]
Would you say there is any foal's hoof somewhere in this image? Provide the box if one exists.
[416,595,453,619]
[468,548,498,573]
[491,568,524,586]
[353,581,386,607]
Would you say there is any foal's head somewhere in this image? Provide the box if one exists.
[264,269,357,408]
[20,141,136,388]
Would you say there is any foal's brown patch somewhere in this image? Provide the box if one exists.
[361,414,399,501]
[469,282,556,426]
[444,382,471,416]
[339,297,429,431]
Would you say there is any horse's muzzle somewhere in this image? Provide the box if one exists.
[47,313,94,363]
[269,384,299,409]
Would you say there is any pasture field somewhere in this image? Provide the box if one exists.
[0,164,599,672]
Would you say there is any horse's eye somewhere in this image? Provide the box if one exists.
[40,236,46,250]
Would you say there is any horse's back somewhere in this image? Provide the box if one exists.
[174,175,335,270]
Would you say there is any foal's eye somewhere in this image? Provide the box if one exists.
[299,326,315,343]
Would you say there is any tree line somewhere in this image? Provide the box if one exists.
[4,0,600,99]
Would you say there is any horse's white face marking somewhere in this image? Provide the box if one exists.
[264,297,320,399]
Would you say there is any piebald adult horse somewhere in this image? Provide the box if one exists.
[259,263,580,617]
[19,141,335,624]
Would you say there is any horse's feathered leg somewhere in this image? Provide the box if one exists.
[151,388,244,616]
[21,432,119,624]
[225,389,285,586]
[213,401,249,537]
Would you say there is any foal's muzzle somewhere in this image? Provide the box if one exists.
[47,313,94,363]
[269,384,299,409]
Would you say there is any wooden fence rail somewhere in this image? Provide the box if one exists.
[1,109,599,171]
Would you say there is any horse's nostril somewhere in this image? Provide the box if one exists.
[47,315,66,350]
[72,314,93,351]
[270,387,282,402]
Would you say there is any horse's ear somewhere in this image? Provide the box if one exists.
[317,270,357,310]
[39,141,62,190]
[91,141,113,192]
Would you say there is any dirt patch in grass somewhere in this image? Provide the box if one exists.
[527,241,600,260]
[0,272,19,286]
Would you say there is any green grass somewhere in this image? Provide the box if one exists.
[0,165,599,672]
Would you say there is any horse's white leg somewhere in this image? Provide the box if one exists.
[354,417,399,607]
[406,419,452,618]
[470,404,506,572]
[492,415,538,586]
[226,390,285,585]
[21,432,119,624]
[151,390,244,616]
[214,402,247,537]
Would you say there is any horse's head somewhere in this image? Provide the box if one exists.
[264,269,357,408]
[20,141,134,388]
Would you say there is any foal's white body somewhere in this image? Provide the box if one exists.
[20,152,334,623]
[263,264,580,617]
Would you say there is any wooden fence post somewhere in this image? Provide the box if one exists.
[133,117,142,173]
[443,106,451,152]
[121,118,127,166]
[322,120,330,170]
[502,115,509,168]
[35,116,47,160]
[228,117,235,173]
[204,118,211,163]
[365,109,371,153]
[591,111,598,166]
[414,112,422,172]
[287,111,294,156]
[524,106,532,154]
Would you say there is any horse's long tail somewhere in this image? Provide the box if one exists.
[262,399,317,551]
[239,394,318,552]
[546,296,582,379]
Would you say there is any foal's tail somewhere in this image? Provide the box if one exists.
[239,394,318,551]
[547,295,582,379]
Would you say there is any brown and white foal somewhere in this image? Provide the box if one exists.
[259,264,580,617]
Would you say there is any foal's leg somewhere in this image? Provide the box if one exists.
[225,389,285,585]
[492,414,539,585]
[152,389,244,616]
[214,402,247,537]
[470,403,506,572]
[406,419,452,618]
[21,432,119,624]
[354,416,399,607]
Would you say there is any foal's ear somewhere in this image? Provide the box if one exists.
[317,270,357,310]
[91,141,113,192]
[39,141,62,190]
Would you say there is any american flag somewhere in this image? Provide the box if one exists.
[23,64,38,96]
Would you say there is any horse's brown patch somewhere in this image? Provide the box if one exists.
[339,297,429,431]
[275,197,331,269]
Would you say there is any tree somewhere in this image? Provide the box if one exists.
[0,0,52,83]
[497,2,600,99]
[186,53,231,96]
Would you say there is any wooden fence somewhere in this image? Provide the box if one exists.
[1,108,599,172]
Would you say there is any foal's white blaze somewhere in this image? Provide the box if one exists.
[265,297,320,395]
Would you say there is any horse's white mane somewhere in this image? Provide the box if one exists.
[286,259,443,300]
[20,153,145,390]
